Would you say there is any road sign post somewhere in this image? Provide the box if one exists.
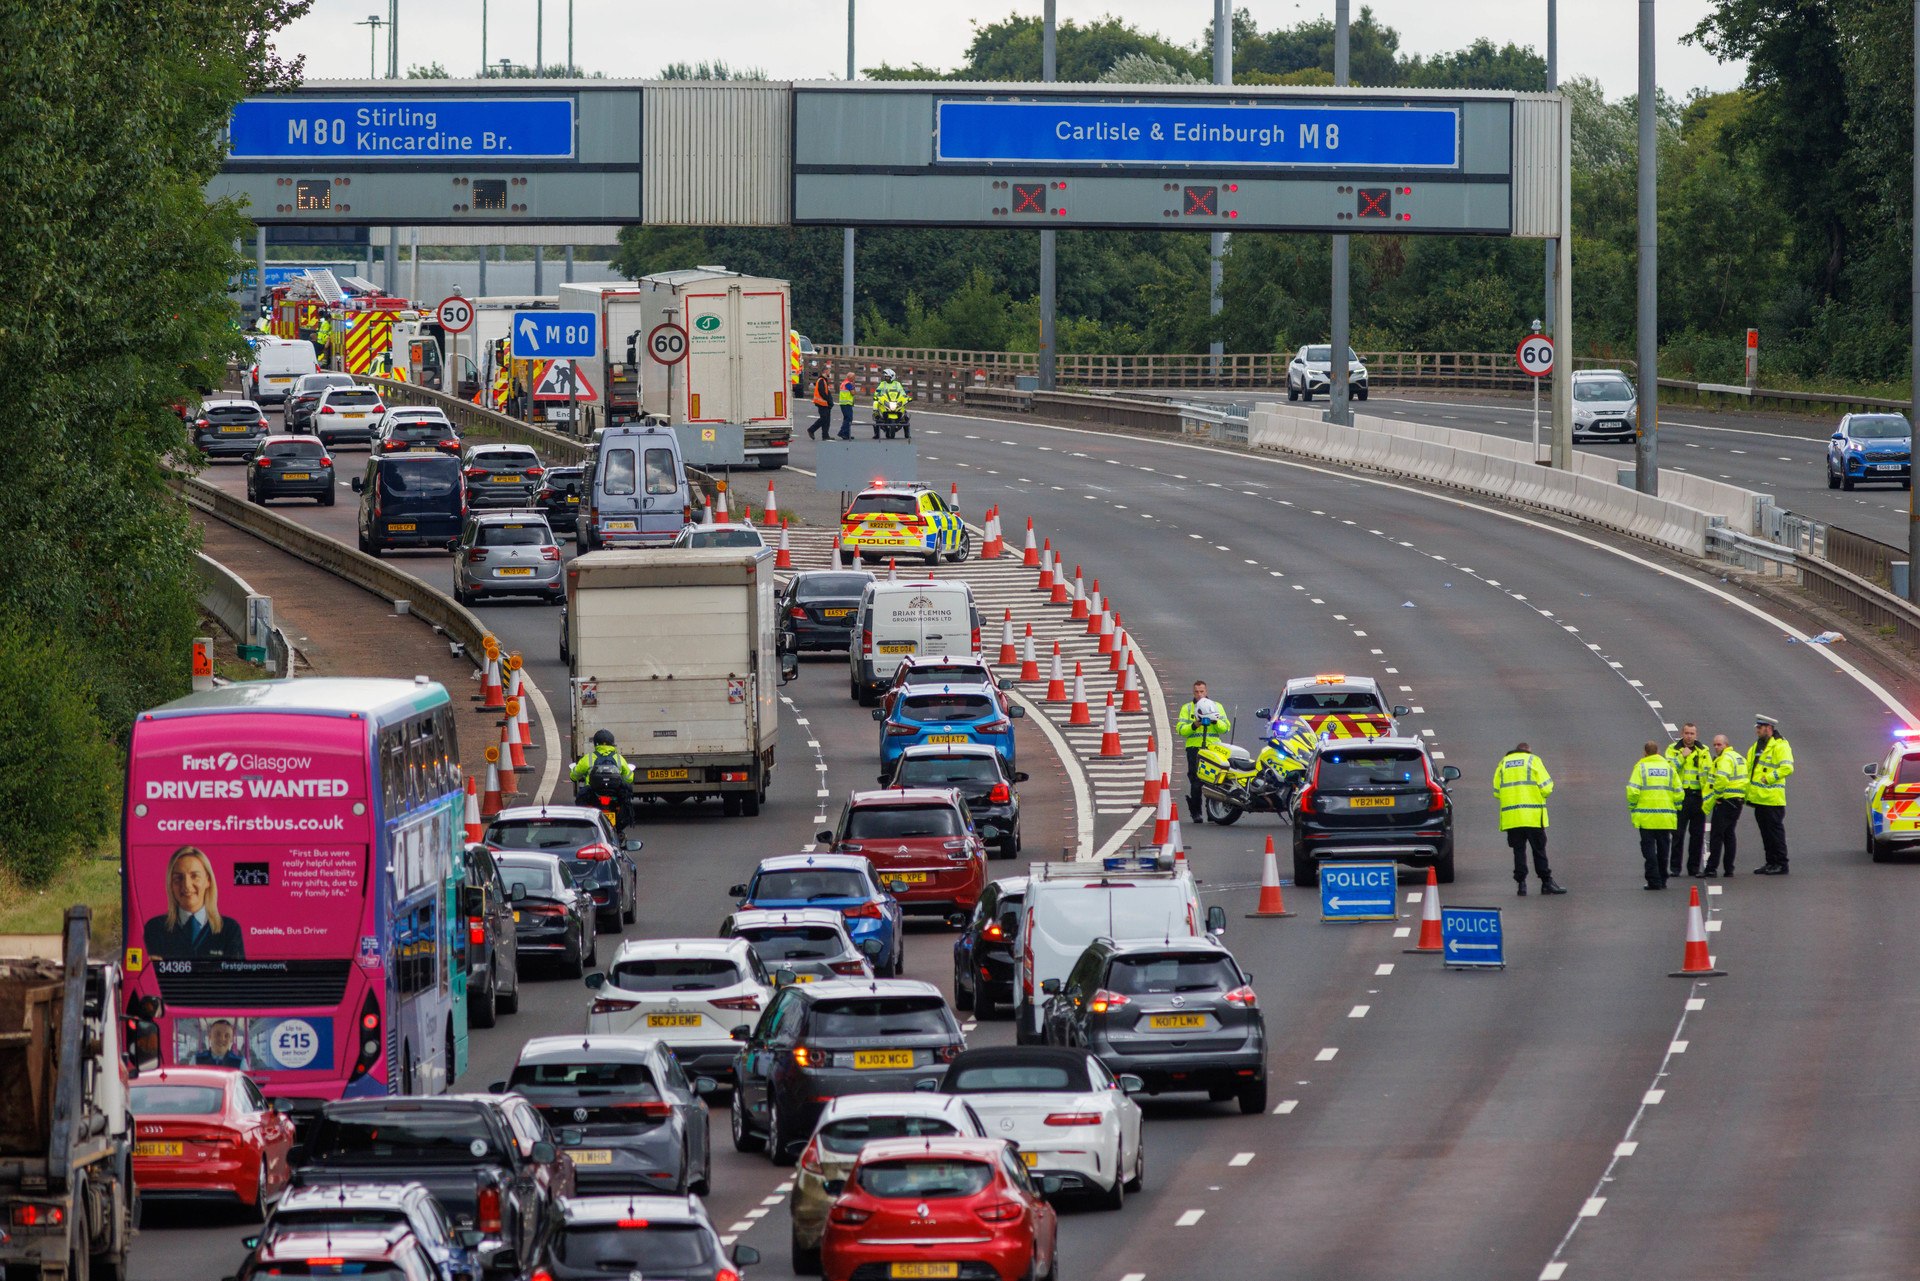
[1517,332,1554,463]
[1317,861,1399,923]
[1440,906,1505,969]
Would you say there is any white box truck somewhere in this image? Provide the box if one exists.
[635,267,793,471]
[558,281,650,434]
[566,546,792,816]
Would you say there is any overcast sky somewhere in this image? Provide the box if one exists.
[283,1,1746,100]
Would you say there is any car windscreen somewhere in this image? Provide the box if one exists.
[380,459,459,496]
[1575,377,1635,402]
[946,1064,1076,1092]
[845,805,964,839]
[476,451,538,471]
[849,494,918,517]
[487,817,599,850]
[610,956,742,993]
[204,404,260,422]
[900,693,995,724]
[1895,756,1920,784]
[265,441,328,458]
[737,925,845,961]
[1850,414,1911,440]
[795,573,871,601]
[508,1061,658,1091]
[1105,953,1241,995]
[750,869,871,901]
[267,1210,407,1234]
[476,523,554,548]
[1315,750,1428,790]
[894,757,1000,787]
[818,1115,963,1155]
[497,858,563,895]
[686,529,763,548]
[307,1108,499,1163]
[557,1224,713,1272]
[328,390,383,408]
[257,1264,407,1278]
[809,996,953,1039]
[1302,346,1356,363]
[1281,690,1383,713]
[130,1084,224,1115]
[855,1159,993,1199]
[390,423,447,439]
[644,448,678,495]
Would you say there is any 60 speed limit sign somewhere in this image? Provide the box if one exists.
[647,322,688,365]
[436,296,474,334]
[1516,333,1554,378]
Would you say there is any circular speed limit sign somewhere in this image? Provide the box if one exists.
[1516,333,1554,378]
[436,296,474,333]
[648,322,689,365]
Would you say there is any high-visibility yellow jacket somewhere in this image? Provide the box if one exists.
[571,744,634,784]
[1176,701,1231,749]
[1492,751,1554,830]
[1704,748,1748,807]
[1664,740,1711,793]
[1626,755,1680,830]
[1745,736,1794,806]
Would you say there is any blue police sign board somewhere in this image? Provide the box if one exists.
[228,98,576,161]
[512,311,597,359]
[935,100,1459,170]
[1318,862,1400,922]
[1440,907,1505,969]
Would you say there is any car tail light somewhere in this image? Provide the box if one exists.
[1222,984,1258,1008]
[843,901,883,919]
[12,1204,64,1228]
[349,990,381,1083]
[589,995,640,1016]
[476,1185,502,1235]
[319,456,332,467]
[466,466,488,478]
[467,548,488,563]
[305,1260,346,1268]
[798,1138,823,1175]
[468,917,485,946]
[257,418,270,429]
[1044,1112,1103,1126]
[790,606,807,620]
[988,783,1011,804]
[711,993,762,1012]
[1088,989,1129,1014]
[1426,774,1447,812]
[575,842,614,861]
[935,1043,961,1064]
[982,921,1006,942]
[526,466,545,477]
[1297,784,1318,813]
[382,440,403,451]
[830,959,867,975]
[716,1270,741,1281]
[620,1101,674,1119]
[791,1045,817,1068]
[320,405,336,414]
[615,1219,651,1229]
[979,718,1010,734]
[829,1205,872,1226]
[441,439,461,450]
[256,457,271,468]
[884,721,918,737]
[530,1270,554,1281]
[194,418,209,428]
[862,628,874,657]
[971,626,982,652]
[977,1202,1025,1224]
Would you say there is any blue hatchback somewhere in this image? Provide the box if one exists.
[1827,412,1912,490]
[874,681,1023,774]
[727,853,905,978]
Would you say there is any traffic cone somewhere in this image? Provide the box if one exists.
[515,675,536,751]
[997,610,1018,665]
[1120,654,1145,713]
[480,748,504,818]
[480,651,505,710]
[764,478,778,519]
[1069,567,1088,618]
[496,720,518,794]
[504,700,528,771]
[1150,784,1172,846]
[1109,620,1129,672]
[950,481,961,512]
[1247,836,1296,917]
[1082,581,1102,632]
[1095,605,1115,652]
[1164,804,1184,862]
[1406,868,1443,953]
[463,775,484,842]
[1670,886,1728,977]
[982,507,1002,558]
[700,494,714,524]
[715,484,730,521]
[888,557,898,583]
[1037,540,1055,591]
[1099,694,1123,757]
[741,503,754,525]
[1044,643,1067,702]
[1049,555,1071,605]
[776,518,793,569]
[1171,836,1188,872]
[1139,742,1161,805]
[1022,519,1039,567]
[1067,663,1091,725]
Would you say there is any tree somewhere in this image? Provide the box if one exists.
[406,60,448,78]
[657,60,768,81]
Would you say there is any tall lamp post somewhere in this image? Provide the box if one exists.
[355,14,385,78]
[1328,0,1352,426]
[842,0,856,348]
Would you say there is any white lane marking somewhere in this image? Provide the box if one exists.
[1687,998,1706,1010]
[1615,1141,1638,1157]
[1376,963,1394,975]
[1393,926,1411,938]
[1274,1100,1298,1114]
[1670,1041,1689,1054]
[1579,1198,1605,1218]
[1229,1152,1254,1167]
[745,1208,769,1220]
[1349,1005,1370,1018]
[1315,1047,1338,1061]
[759,1194,784,1206]
[1643,1090,1665,1104]
[1406,891,1424,903]
[1541,1266,1568,1281]
[1175,1210,1205,1227]
[726,1221,754,1233]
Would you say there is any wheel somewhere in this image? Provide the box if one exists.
[767,1094,797,1167]
[248,486,263,505]
[622,889,636,925]
[857,682,878,709]
[321,487,336,507]
[1826,466,1840,490]
[976,983,1001,1020]
[564,930,587,979]
[1292,847,1317,887]
[730,1088,765,1153]
[470,968,498,1028]
[1204,797,1242,826]
[723,794,743,818]
[1124,1141,1144,1193]
[791,1239,822,1275]
[1433,847,1456,884]
[357,529,373,554]
[251,1157,271,1221]
[1355,385,1369,401]
[453,584,469,606]
[1237,1078,1269,1115]
[953,961,975,1012]
[497,964,520,1014]
[947,533,970,564]
[757,455,785,471]
[1842,472,1856,491]
[583,926,599,970]
[1096,1165,1125,1211]
[70,1198,92,1281]
[1871,824,1890,863]
[1287,383,1298,402]
[742,785,762,818]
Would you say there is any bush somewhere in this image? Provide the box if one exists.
[0,622,121,888]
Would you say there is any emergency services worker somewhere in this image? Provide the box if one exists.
[1493,743,1565,896]
[1664,724,1712,877]
[314,316,335,367]
[837,375,856,438]
[809,368,833,439]
[1626,742,1682,889]
[1176,681,1231,823]
[1746,715,1795,875]
[1702,734,1748,876]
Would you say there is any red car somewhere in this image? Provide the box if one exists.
[821,788,987,918]
[822,1136,1059,1281]
[130,1067,295,1219]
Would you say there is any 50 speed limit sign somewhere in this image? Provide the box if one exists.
[1516,333,1554,378]
[647,322,688,365]
[436,296,474,334]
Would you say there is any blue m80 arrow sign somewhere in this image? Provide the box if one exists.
[1440,906,1505,969]
[1318,861,1399,922]
[512,310,597,359]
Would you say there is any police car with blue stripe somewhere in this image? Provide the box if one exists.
[839,483,969,568]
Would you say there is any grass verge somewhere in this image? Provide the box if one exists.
[0,847,122,950]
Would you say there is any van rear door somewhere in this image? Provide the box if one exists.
[913,585,974,660]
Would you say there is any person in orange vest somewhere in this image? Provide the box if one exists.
[808,367,833,440]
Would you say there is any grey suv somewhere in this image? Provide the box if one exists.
[454,511,565,605]
[285,372,357,433]
[191,398,270,459]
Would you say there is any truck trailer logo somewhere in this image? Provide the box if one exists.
[694,314,722,332]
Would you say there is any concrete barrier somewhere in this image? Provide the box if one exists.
[194,552,294,677]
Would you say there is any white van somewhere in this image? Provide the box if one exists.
[847,577,981,705]
[248,340,319,404]
[1014,857,1225,1043]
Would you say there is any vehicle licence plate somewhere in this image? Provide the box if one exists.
[388,522,416,531]
[891,1266,959,1280]
[1348,796,1396,809]
[823,608,852,618]
[878,642,916,655]
[926,734,969,744]
[605,520,637,531]
[344,413,365,420]
[567,495,580,503]
[1149,1014,1206,1030]
[281,472,311,480]
[647,768,689,781]
[856,1050,915,1070]
[219,425,250,433]
[568,1149,613,1166]
[491,474,522,482]
[1019,1150,1039,1167]
[888,872,929,883]
[133,1141,182,1157]
[648,1014,701,1028]
[496,567,535,577]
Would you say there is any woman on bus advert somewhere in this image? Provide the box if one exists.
[144,846,247,959]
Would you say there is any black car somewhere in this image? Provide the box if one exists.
[497,1035,716,1196]
[285,371,357,433]
[952,877,1026,1020]
[485,806,641,931]
[1290,736,1461,886]
[881,743,1025,859]
[496,851,598,976]
[778,570,874,653]
[461,842,522,1029]
[538,464,586,533]
[465,443,546,509]
[730,979,965,1166]
[353,451,466,555]
[247,435,337,505]
[192,398,270,459]
[1040,937,1267,1113]
[535,1195,757,1281]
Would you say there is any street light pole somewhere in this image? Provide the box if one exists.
[355,15,384,78]
[1543,0,1556,337]
[1209,0,1231,379]
[842,0,856,349]
[535,0,543,76]
[480,0,487,75]
[1634,0,1658,493]
[1038,0,1057,391]
[1910,0,1919,600]
[387,0,397,76]
[1328,0,1352,427]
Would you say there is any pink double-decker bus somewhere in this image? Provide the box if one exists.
[122,678,468,1118]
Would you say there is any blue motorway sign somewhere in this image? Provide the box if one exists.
[229,97,576,161]
[1318,861,1400,922]
[512,311,597,359]
[1441,907,1505,969]
[935,100,1459,170]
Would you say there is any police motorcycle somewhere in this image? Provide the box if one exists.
[873,377,912,440]
[576,754,635,835]
[1193,716,1312,826]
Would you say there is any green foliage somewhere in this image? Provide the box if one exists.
[0,623,121,888]
[657,61,768,81]
[406,61,449,78]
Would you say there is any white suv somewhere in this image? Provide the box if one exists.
[1571,369,1639,442]
[585,938,773,1083]
[1287,344,1368,402]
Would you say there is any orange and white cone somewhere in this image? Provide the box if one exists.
[1022,519,1039,567]
[1083,581,1104,633]
[1044,643,1067,702]
[888,557,898,583]
[1037,540,1055,591]
[1120,654,1145,713]
[463,775,484,842]
[1095,605,1116,653]
[480,650,505,710]
[1108,620,1127,672]
[1068,567,1088,618]
[1164,803,1184,862]
[1099,693,1124,757]
[1067,663,1091,725]
[997,610,1018,665]
[700,494,714,524]
[1139,741,1161,805]
[949,481,960,512]
[1670,885,1728,977]
[764,478,778,519]
[982,507,1002,558]
[1150,782,1173,846]
[504,699,528,771]
[1019,625,1039,681]
[480,748,504,818]
[515,676,536,751]
[496,719,519,794]
[1406,867,1443,953]
[776,518,793,569]
[1049,554,1071,604]
[741,503,753,525]
[715,485,729,522]
[1247,835,1296,917]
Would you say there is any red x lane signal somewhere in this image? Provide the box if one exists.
[1183,185,1217,216]
[1013,184,1048,214]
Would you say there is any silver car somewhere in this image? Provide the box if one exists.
[1288,344,1369,402]
[453,510,565,605]
[1571,369,1639,442]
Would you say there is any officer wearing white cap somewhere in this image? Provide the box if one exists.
[1746,715,1795,875]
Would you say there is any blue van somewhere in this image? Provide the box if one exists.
[352,450,465,555]
[577,424,689,552]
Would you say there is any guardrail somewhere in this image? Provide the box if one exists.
[366,376,592,465]
[193,552,294,677]
[960,386,1185,434]
[1711,526,1920,651]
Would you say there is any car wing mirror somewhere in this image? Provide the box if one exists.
[912,1078,939,1092]
[487,1080,507,1094]
[728,883,749,899]
[816,830,836,844]
[858,937,883,956]
[731,1024,753,1041]
[732,1245,762,1268]
[349,476,364,492]
[1205,904,1228,935]
[780,652,799,684]
[878,774,891,786]
[870,708,885,721]
[1009,706,1025,719]
[1392,705,1410,717]
[456,1230,482,1249]
[887,879,912,894]
[1118,1074,1145,1095]
[693,1076,720,1096]
[1041,978,1062,995]
[1256,708,1272,720]
[241,1236,261,1252]
[822,1178,847,1197]
[624,838,645,852]
[530,1140,556,1164]
[509,882,527,902]
[1037,1174,1065,1197]
[557,1127,584,1145]
[1012,771,1029,783]
[1440,765,1462,783]
[1865,762,1881,777]
[583,971,607,990]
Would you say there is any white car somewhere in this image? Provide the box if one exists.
[585,938,773,1083]
[1571,369,1639,442]
[1287,344,1368,402]
[671,522,767,550]
[718,907,874,983]
[311,383,387,447]
[939,1045,1144,1209]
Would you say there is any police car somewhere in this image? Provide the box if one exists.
[1864,728,1920,862]
[839,483,969,567]
[1264,674,1409,742]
